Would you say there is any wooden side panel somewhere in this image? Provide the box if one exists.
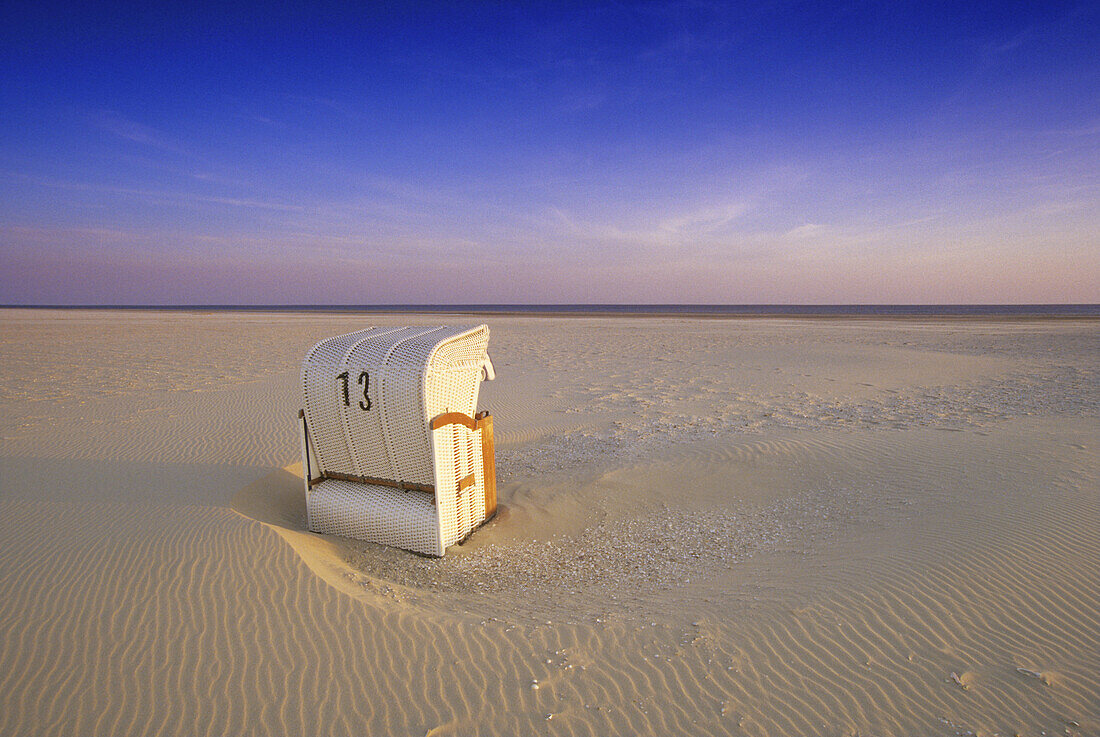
[476,411,497,519]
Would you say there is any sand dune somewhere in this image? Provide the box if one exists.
[1,309,1097,736]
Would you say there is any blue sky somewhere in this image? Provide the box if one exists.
[1,1,1097,304]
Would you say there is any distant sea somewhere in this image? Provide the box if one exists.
[8,304,1099,316]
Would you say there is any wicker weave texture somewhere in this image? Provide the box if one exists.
[302,325,492,556]
[301,326,407,476]
[432,421,485,549]
[308,479,440,556]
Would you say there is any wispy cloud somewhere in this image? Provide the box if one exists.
[93,111,192,156]
[782,223,825,239]
[230,111,285,128]
[658,202,752,235]
[282,94,363,119]
[1,171,305,212]
[0,225,142,246]
[1037,119,1100,139]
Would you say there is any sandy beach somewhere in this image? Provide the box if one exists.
[1,308,1096,736]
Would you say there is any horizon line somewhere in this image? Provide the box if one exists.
[3,303,1097,316]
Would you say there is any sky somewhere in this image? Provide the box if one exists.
[0,1,1097,305]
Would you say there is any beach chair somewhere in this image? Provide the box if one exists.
[298,325,497,556]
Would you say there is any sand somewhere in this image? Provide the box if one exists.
[1,308,1097,736]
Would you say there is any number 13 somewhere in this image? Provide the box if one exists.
[336,371,372,411]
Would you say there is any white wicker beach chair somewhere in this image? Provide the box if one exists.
[298,325,497,556]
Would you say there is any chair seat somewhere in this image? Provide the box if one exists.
[307,478,439,556]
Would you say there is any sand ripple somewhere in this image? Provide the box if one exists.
[2,310,1097,736]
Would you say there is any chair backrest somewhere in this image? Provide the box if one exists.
[301,325,491,486]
